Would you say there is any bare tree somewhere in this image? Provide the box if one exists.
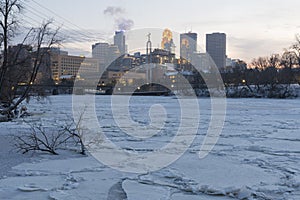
[9,21,60,110]
[281,51,297,69]
[268,54,281,69]
[15,115,87,155]
[15,122,71,155]
[63,112,86,155]
[250,56,270,71]
[280,51,297,84]
[0,0,23,89]
[0,0,61,119]
[290,34,300,68]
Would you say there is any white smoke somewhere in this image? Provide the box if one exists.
[103,6,124,16]
[103,6,134,31]
[116,18,134,31]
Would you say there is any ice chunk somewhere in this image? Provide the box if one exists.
[18,183,48,192]
[122,179,170,200]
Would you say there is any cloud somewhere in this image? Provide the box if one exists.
[103,6,125,16]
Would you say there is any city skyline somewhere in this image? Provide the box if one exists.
[21,0,300,62]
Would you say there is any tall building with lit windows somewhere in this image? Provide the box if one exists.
[180,32,197,62]
[206,32,226,69]
[46,48,99,82]
[161,29,175,53]
[114,31,126,55]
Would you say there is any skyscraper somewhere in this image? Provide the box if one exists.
[92,42,120,71]
[114,31,126,55]
[92,42,110,65]
[161,29,175,53]
[206,32,226,69]
[180,32,197,61]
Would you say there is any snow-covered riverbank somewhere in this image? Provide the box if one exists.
[0,95,299,199]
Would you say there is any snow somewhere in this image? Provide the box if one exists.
[0,95,300,199]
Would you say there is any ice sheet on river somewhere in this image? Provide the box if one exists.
[0,96,299,199]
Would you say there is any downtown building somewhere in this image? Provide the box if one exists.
[206,32,226,70]
[161,29,175,53]
[114,31,126,55]
[92,42,120,72]
[180,32,197,62]
[47,48,99,83]
[6,46,100,85]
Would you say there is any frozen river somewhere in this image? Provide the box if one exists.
[0,95,299,199]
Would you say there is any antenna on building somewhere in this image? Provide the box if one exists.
[146,33,152,56]
[146,33,153,84]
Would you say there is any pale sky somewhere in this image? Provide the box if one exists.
[23,0,300,62]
